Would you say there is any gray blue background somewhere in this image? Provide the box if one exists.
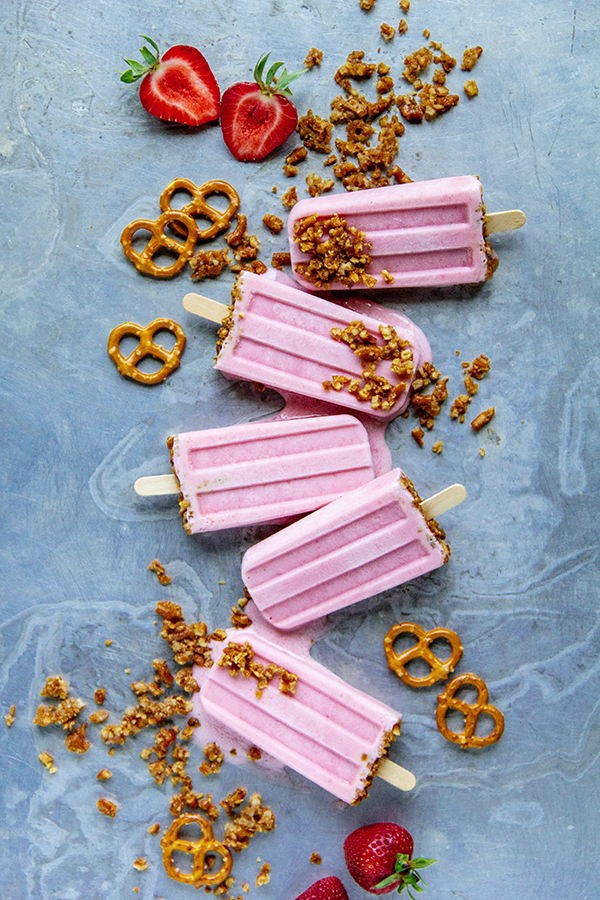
[1,0,599,897]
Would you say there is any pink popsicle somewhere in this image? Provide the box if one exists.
[242,468,465,631]
[201,630,409,804]
[287,176,523,291]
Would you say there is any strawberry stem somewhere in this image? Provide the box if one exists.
[120,35,161,83]
[252,52,306,97]
[374,854,436,896]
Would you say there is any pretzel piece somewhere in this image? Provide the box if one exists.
[161,813,233,888]
[436,673,505,749]
[107,318,186,385]
[384,622,463,687]
[160,178,241,240]
[120,210,199,277]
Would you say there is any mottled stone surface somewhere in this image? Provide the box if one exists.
[1,0,599,897]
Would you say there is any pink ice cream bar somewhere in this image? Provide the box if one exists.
[201,630,412,804]
[210,272,431,421]
[242,468,466,631]
[288,176,525,291]
[158,415,375,532]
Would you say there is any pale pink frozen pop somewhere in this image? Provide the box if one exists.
[242,468,466,631]
[134,415,375,532]
[201,629,414,804]
[182,271,432,421]
[287,175,525,291]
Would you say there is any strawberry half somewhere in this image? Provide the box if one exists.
[220,53,306,161]
[344,823,435,898]
[121,35,220,127]
[294,876,349,900]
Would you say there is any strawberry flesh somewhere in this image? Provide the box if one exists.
[220,82,298,161]
[139,45,220,126]
[294,876,349,900]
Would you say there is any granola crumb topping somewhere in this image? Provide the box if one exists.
[190,249,231,281]
[97,798,118,818]
[431,440,443,454]
[293,214,376,289]
[262,213,284,234]
[38,751,57,773]
[310,852,323,865]
[5,705,16,727]
[462,45,483,71]
[217,642,298,695]
[256,862,271,886]
[464,79,479,98]
[223,794,276,853]
[471,407,495,432]
[304,47,323,68]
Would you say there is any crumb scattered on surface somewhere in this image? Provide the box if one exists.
[40,676,69,700]
[305,174,335,197]
[256,862,271,886]
[230,605,252,629]
[479,448,486,457]
[380,23,395,41]
[304,47,323,67]
[64,722,90,754]
[97,798,118,817]
[464,79,479,97]
[38,751,57,773]
[471,407,495,432]
[223,794,276,852]
[432,440,443,454]
[297,110,333,153]
[271,252,291,270]
[133,857,148,872]
[94,687,106,705]
[247,747,262,762]
[97,768,112,780]
[148,559,171,584]
[5,705,15,727]
[199,742,225,776]
[281,186,298,208]
[262,214,284,234]
[411,426,425,447]
[148,822,160,834]
[462,46,483,70]
[310,852,322,865]
[398,18,408,34]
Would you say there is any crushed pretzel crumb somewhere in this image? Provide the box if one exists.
[464,80,479,98]
[431,441,443,454]
[411,426,425,447]
[5,705,16,727]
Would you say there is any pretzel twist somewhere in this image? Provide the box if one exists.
[160,178,241,239]
[436,673,505,749]
[120,210,199,277]
[384,622,463,687]
[160,813,233,888]
[107,318,186,385]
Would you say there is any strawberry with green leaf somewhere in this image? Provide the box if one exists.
[120,35,220,127]
[344,823,435,897]
[220,52,306,161]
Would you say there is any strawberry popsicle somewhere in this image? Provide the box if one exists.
[201,630,414,804]
[287,175,526,291]
[134,415,375,532]
[182,271,432,421]
[242,468,466,631]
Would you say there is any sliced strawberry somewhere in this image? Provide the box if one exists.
[294,876,349,900]
[121,36,220,127]
[220,53,305,161]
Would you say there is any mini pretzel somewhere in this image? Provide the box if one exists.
[160,178,241,240]
[384,622,463,687]
[107,318,186,385]
[436,673,505,749]
[161,813,233,888]
[120,210,199,277]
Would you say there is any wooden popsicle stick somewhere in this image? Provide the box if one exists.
[421,483,466,519]
[183,292,228,323]
[134,474,179,497]
[484,210,526,234]
[376,758,417,792]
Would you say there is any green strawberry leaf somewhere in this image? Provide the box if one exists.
[120,35,160,83]
[375,853,436,895]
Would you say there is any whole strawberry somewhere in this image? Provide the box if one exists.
[295,876,349,900]
[120,35,220,126]
[344,823,435,897]
[220,53,305,161]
